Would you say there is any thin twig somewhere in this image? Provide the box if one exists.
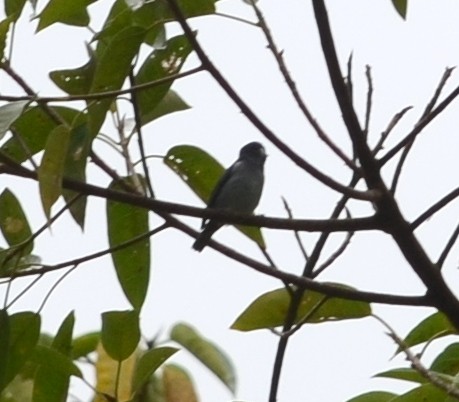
[258,245,278,270]
[313,208,354,277]
[282,197,308,261]
[437,222,459,269]
[411,187,459,230]
[251,1,359,173]
[372,106,413,156]
[129,70,155,197]
[37,265,78,313]
[421,67,455,119]
[0,66,204,103]
[391,68,455,194]
[279,296,328,338]
[373,314,459,400]
[380,75,459,165]
[214,12,259,27]
[364,65,373,138]
[10,224,168,278]
[3,274,43,309]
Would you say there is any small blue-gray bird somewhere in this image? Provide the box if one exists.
[193,142,267,252]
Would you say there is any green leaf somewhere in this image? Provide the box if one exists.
[106,177,150,310]
[374,367,426,384]
[30,345,82,378]
[399,312,455,353]
[346,391,398,402]
[37,0,97,31]
[170,322,236,394]
[52,312,75,355]
[164,145,265,248]
[0,101,30,141]
[62,121,91,229]
[162,364,199,402]
[231,285,371,332]
[38,124,71,220]
[101,310,140,362]
[389,383,448,401]
[94,0,133,50]
[131,347,178,395]
[71,332,100,359]
[49,55,96,96]
[0,312,40,392]
[5,0,27,21]
[0,189,33,254]
[32,313,75,402]
[145,90,189,122]
[430,343,459,375]
[135,35,192,126]
[87,25,145,135]
[0,310,10,391]
[392,0,407,19]
[3,106,79,164]
[0,18,12,60]
[133,0,217,28]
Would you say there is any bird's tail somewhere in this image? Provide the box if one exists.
[192,222,221,252]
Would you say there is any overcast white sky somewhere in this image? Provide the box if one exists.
[2,1,459,401]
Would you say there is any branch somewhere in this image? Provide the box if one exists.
[0,157,384,233]
[282,197,309,261]
[312,0,459,331]
[391,68,455,193]
[411,187,459,230]
[363,65,373,137]
[381,74,459,165]
[251,1,359,174]
[372,106,412,156]
[436,221,459,269]
[0,66,204,103]
[313,210,354,277]
[10,224,168,278]
[129,70,155,198]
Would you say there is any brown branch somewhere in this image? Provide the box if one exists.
[10,224,168,278]
[0,157,383,233]
[312,0,459,331]
[313,210,354,277]
[372,106,413,156]
[282,197,309,261]
[391,68,455,193]
[251,1,359,174]
[363,65,373,138]
[411,187,459,230]
[129,70,155,198]
[380,76,459,165]
[437,222,459,269]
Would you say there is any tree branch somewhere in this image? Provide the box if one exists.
[0,156,383,233]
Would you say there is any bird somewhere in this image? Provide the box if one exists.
[192,142,267,252]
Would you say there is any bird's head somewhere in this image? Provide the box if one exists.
[239,142,267,164]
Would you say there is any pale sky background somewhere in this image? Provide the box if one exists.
[2,0,459,401]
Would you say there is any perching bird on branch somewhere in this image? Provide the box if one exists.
[193,142,267,252]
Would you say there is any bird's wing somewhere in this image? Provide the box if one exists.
[202,161,240,228]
